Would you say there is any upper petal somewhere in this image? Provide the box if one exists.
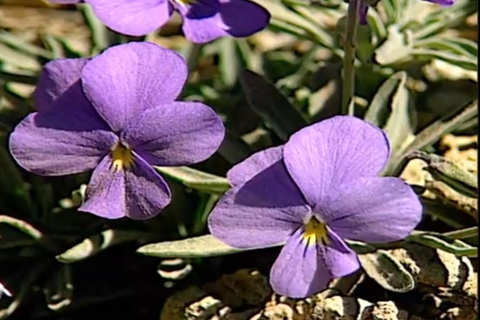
[227,146,283,187]
[81,42,187,132]
[283,116,390,209]
[324,177,422,243]
[219,0,270,37]
[34,58,88,112]
[208,156,310,249]
[87,0,172,36]
[121,102,225,166]
[9,85,117,176]
[270,228,359,298]
[79,153,171,219]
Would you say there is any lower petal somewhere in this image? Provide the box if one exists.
[270,228,359,298]
[80,153,171,220]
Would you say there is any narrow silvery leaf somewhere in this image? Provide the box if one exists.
[365,72,415,156]
[412,49,476,71]
[408,234,477,257]
[218,37,239,87]
[56,230,150,263]
[410,151,477,198]
[358,250,415,293]
[374,27,413,65]
[386,100,477,176]
[137,235,247,258]
[240,69,307,141]
[255,0,334,48]
[155,166,230,194]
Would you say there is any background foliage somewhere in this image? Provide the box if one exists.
[0,0,477,319]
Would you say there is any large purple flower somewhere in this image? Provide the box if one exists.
[49,0,270,44]
[208,116,422,298]
[9,42,225,220]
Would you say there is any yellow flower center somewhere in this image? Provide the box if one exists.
[175,0,196,6]
[111,143,134,171]
[303,216,329,246]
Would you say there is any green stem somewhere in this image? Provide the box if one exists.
[341,0,360,116]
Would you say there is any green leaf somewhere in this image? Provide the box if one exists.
[409,151,477,198]
[56,230,150,263]
[442,226,478,240]
[408,233,477,257]
[412,49,476,71]
[374,26,413,65]
[155,166,230,194]
[137,234,248,258]
[80,3,111,54]
[255,0,334,48]
[0,70,38,85]
[240,69,308,141]
[386,100,477,176]
[218,37,239,87]
[421,198,471,229]
[0,31,54,60]
[0,42,41,71]
[365,71,416,155]
[0,215,42,241]
[358,250,415,292]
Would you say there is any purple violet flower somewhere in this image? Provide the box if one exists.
[49,0,270,44]
[208,116,422,298]
[9,42,225,220]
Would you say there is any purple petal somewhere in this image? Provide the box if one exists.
[358,0,368,25]
[283,116,390,209]
[181,14,227,43]
[324,177,422,243]
[270,228,359,298]
[121,102,225,166]
[180,0,269,43]
[218,0,270,37]
[424,0,454,5]
[81,42,187,132]
[179,0,220,19]
[9,85,117,176]
[87,0,172,36]
[208,157,309,249]
[80,153,171,219]
[227,146,283,187]
[34,58,87,112]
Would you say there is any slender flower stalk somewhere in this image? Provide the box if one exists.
[341,0,360,116]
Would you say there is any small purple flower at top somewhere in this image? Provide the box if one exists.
[49,0,270,44]
[208,116,422,298]
[9,42,225,220]
[357,0,454,24]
